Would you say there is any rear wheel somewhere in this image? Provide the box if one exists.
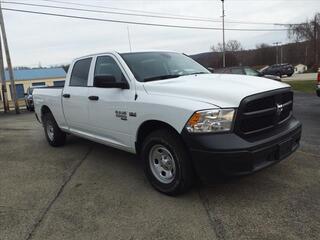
[141,129,194,195]
[43,112,66,147]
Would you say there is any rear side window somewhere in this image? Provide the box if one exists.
[70,58,92,86]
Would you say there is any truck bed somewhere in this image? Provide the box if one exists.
[33,88,67,128]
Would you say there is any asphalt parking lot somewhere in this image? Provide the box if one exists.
[1,91,319,240]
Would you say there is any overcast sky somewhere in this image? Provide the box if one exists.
[2,0,319,67]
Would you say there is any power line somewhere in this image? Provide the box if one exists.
[37,0,297,26]
[2,7,290,31]
[1,1,224,23]
[40,0,219,21]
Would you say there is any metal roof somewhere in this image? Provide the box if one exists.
[5,67,66,81]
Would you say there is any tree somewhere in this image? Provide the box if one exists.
[62,65,69,73]
[211,40,243,52]
[226,40,243,52]
[210,40,243,67]
[288,12,320,67]
[256,43,270,49]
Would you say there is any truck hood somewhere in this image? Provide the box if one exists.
[143,74,290,108]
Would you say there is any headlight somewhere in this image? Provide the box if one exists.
[185,109,235,133]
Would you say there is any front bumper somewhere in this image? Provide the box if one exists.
[182,117,302,182]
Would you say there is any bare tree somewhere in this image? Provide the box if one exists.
[288,12,320,67]
[211,40,243,52]
[226,40,243,52]
[210,44,216,52]
[288,13,319,42]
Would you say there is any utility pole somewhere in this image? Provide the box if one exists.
[305,44,308,65]
[0,2,19,114]
[314,15,318,66]
[280,45,283,63]
[221,0,226,68]
[273,42,281,64]
[0,33,9,112]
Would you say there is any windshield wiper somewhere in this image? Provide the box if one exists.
[186,72,209,75]
[144,74,181,82]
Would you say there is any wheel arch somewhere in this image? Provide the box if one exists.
[135,120,182,154]
[40,105,52,122]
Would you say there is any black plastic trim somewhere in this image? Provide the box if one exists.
[234,87,293,139]
[181,117,302,183]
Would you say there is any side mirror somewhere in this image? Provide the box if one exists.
[94,75,129,89]
[207,67,214,73]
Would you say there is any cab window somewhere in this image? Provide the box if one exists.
[94,56,126,84]
[70,58,92,87]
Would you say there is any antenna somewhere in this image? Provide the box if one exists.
[127,25,132,52]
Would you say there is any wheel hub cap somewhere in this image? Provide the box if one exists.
[46,123,54,141]
[149,145,176,184]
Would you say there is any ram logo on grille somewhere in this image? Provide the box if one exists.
[276,103,284,116]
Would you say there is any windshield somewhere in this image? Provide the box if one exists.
[244,67,260,76]
[120,52,210,82]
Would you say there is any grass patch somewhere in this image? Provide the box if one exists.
[286,80,316,93]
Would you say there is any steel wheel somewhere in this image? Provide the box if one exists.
[46,122,54,141]
[149,144,176,184]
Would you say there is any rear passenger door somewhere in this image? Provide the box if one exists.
[62,57,92,133]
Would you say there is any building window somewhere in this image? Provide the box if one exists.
[32,82,46,87]
[53,80,65,87]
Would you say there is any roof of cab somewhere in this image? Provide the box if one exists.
[74,50,180,60]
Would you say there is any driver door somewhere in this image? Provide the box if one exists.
[88,55,134,150]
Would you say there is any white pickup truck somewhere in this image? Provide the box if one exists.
[34,51,302,195]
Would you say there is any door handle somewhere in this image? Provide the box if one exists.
[63,93,70,98]
[88,96,99,101]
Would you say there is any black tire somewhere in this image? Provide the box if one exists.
[141,129,194,195]
[277,72,282,77]
[43,112,66,147]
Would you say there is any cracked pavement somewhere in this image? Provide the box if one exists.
[0,92,319,240]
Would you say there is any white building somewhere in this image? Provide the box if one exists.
[294,64,307,74]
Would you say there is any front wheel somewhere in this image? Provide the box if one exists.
[43,112,66,147]
[141,129,194,195]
